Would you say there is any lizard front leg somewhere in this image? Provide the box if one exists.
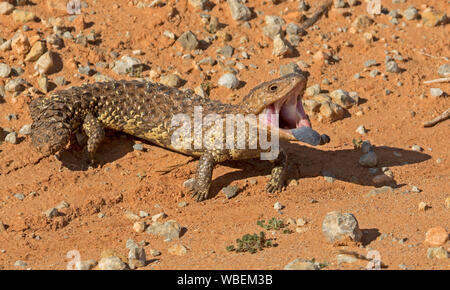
[82,113,105,162]
[266,148,288,193]
[190,151,215,202]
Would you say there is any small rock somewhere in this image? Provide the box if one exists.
[146,220,182,239]
[330,89,355,109]
[183,178,195,190]
[160,74,182,88]
[364,59,377,68]
[386,61,401,73]
[12,9,36,23]
[369,70,380,77]
[403,6,418,20]
[19,124,32,135]
[422,10,447,27]
[411,144,423,152]
[263,24,283,40]
[222,185,240,199]
[14,193,25,200]
[133,143,144,151]
[133,221,146,233]
[284,258,319,270]
[334,0,346,9]
[75,260,97,270]
[151,212,167,222]
[227,0,251,21]
[0,63,11,78]
[150,249,161,256]
[445,197,450,209]
[424,227,448,247]
[322,211,363,244]
[356,125,367,135]
[44,208,59,218]
[168,244,188,256]
[437,64,450,77]
[411,186,421,193]
[112,55,143,76]
[124,210,140,220]
[14,260,27,267]
[337,254,358,264]
[352,15,374,28]
[177,31,199,51]
[5,132,17,144]
[272,35,292,58]
[305,84,321,96]
[274,202,284,210]
[427,247,449,259]
[34,51,56,75]
[128,247,146,269]
[372,174,393,185]
[25,41,47,62]
[429,88,444,98]
[418,202,429,211]
[38,76,49,93]
[361,141,373,153]
[98,256,127,270]
[359,151,378,167]
[11,33,30,56]
[0,2,14,15]
[218,73,239,89]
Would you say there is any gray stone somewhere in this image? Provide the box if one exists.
[355,125,367,135]
[5,78,28,92]
[359,151,378,167]
[14,260,27,267]
[34,51,56,75]
[133,144,144,151]
[411,144,423,152]
[322,211,363,244]
[286,23,305,36]
[217,45,234,58]
[44,208,59,218]
[222,185,240,199]
[334,0,346,9]
[263,24,282,40]
[386,61,401,73]
[112,55,143,76]
[145,220,182,240]
[279,62,301,76]
[128,247,146,269]
[177,31,199,51]
[370,70,380,77]
[14,193,25,200]
[361,141,373,153]
[5,132,17,144]
[367,186,394,197]
[284,258,319,270]
[19,124,32,135]
[0,2,14,15]
[98,256,127,270]
[160,74,182,88]
[272,35,292,57]
[227,0,251,21]
[0,63,11,78]
[305,84,321,96]
[429,88,444,98]
[75,260,97,270]
[218,73,239,89]
[427,247,449,259]
[364,59,377,68]
[298,0,309,11]
[437,64,450,77]
[54,76,67,86]
[403,7,419,20]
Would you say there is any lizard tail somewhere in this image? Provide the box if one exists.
[29,96,73,156]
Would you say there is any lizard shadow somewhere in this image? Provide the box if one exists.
[207,143,431,199]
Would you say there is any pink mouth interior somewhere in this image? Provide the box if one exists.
[262,91,311,133]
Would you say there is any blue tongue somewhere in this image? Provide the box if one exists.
[291,127,330,146]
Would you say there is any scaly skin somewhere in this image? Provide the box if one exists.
[29,73,308,201]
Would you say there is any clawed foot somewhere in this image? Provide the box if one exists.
[266,179,285,193]
[189,183,209,202]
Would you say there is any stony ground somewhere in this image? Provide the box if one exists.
[0,0,449,270]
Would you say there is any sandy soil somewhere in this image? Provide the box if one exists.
[0,0,448,270]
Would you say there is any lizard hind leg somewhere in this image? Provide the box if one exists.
[82,113,105,163]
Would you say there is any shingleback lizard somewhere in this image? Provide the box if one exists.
[29,73,328,201]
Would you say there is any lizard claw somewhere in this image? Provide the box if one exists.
[266,181,284,193]
[189,187,209,202]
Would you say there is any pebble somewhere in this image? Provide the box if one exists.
[403,6,419,21]
[75,260,97,270]
[18,124,31,135]
[227,0,251,21]
[364,59,377,68]
[429,88,444,98]
[330,89,355,109]
[150,249,161,256]
[139,211,149,218]
[217,45,234,58]
[14,260,27,267]
[354,73,361,79]
[305,84,321,96]
[98,256,127,270]
[359,151,378,167]
[437,64,450,77]
[284,259,319,270]
[168,244,188,256]
[0,63,11,78]
[178,201,188,208]
[160,74,182,88]
[25,41,47,62]
[263,24,282,40]
[424,227,448,247]
[12,9,36,23]
[183,178,195,190]
[355,125,367,135]
[322,211,363,244]
[34,51,56,75]
[222,185,240,199]
[426,247,449,260]
[133,143,144,151]
[411,186,421,193]
[386,61,401,73]
[418,202,429,211]
[38,76,50,93]
[177,30,199,51]
[218,73,239,89]
[352,15,374,28]
[5,78,28,92]
[146,220,182,240]
[151,212,167,222]
[5,132,17,144]
[272,35,292,58]
[361,141,373,153]
[445,197,450,209]
[133,221,146,233]
[0,2,14,15]
[128,246,146,269]
[279,62,301,76]
[274,202,284,211]
[337,254,358,264]
[124,210,140,220]
[14,193,25,200]
[411,144,423,152]
[369,70,380,77]
[112,55,143,76]
[422,10,447,27]
[44,208,59,218]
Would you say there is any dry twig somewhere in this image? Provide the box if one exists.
[423,109,450,128]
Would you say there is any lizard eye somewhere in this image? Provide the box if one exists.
[269,85,278,91]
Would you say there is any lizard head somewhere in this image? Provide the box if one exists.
[241,72,311,141]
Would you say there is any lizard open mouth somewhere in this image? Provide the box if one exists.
[261,84,311,134]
